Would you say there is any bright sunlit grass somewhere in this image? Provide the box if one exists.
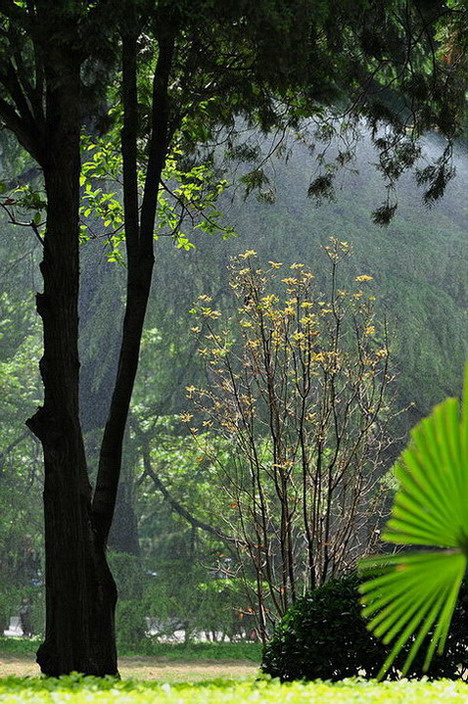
[1,676,468,704]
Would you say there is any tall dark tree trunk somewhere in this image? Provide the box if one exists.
[0,2,175,677]
[27,19,176,675]
[26,32,118,677]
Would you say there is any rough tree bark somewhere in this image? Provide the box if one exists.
[26,18,175,675]
[0,3,176,672]
[0,1,164,675]
[24,20,118,676]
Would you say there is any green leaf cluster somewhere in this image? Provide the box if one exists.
[360,365,468,677]
[1,676,468,704]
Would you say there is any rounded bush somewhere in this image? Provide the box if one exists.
[261,573,468,681]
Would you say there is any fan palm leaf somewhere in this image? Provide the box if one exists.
[359,364,468,678]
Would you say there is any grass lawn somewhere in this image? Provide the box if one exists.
[1,676,468,703]
[0,651,258,682]
[1,639,468,703]
[0,638,261,681]
[0,637,262,661]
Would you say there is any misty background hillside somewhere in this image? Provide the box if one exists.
[135,130,467,427]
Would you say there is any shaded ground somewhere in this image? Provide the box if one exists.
[0,652,259,682]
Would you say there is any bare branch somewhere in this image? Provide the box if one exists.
[139,441,245,548]
[0,95,40,160]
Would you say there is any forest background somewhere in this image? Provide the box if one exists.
[1,122,466,648]
[0,0,466,669]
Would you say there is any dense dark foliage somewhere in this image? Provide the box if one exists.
[261,573,468,681]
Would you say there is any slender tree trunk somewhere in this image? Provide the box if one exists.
[26,37,118,677]
[92,30,175,548]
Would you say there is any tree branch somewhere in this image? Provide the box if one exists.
[0,95,41,160]
[139,32,175,255]
[139,439,245,548]
[120,25,139,254]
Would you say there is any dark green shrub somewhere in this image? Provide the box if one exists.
[261,574,387,681]
[261,573,468,682]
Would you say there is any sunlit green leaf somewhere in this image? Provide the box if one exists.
[359,363,468,677]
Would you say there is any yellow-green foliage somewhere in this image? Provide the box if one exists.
[1,677,468,704]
